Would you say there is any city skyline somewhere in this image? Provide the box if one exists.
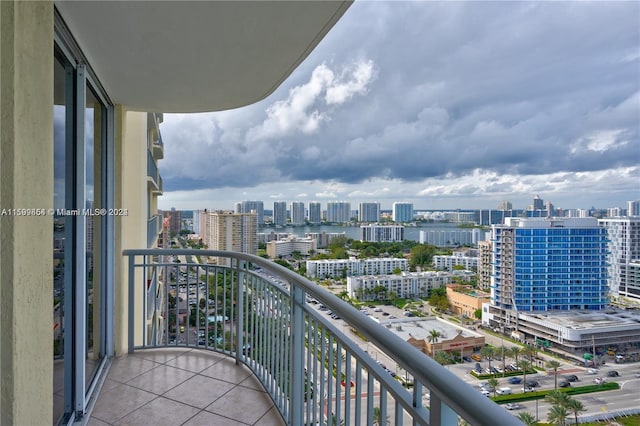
[158,2,639,211]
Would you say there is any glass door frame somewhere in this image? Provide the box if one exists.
[54,8,115,423]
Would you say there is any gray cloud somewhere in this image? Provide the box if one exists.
[160,1,639,210]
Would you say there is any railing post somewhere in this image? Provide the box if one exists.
[235,260,244,365]
[127,253,135,353]
[429,393,458,426]
[289,284,305,426]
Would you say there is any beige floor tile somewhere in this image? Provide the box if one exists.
[163,374,235,408]
[164,350,225,373]
[125,364,195,395]
[132,347,191,364]
[238,374,266,391]
[205,387,274,425]
[107,355,158,383]
[114,396,199,426]
[200,358,252,384]
[253,406,286,426]
[90,383,156,424]
[181,410,250,426]
[86,416,111,426]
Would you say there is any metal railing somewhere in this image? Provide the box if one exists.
[123,249,522,426]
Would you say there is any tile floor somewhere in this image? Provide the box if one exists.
[87,348,286,426]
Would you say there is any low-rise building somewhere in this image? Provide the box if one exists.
[392,318,485,357]
[446,285,490,319]
[347,271,473,301]
[433,249,478,271]
[306,257,408,279]
[266,236,317,258]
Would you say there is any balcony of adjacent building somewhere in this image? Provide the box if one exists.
[147,149,163,195]
[83,249,523,426]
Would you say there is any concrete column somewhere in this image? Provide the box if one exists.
[114,108,148,355]
[0,1,54,424]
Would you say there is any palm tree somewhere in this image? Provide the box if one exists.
[481,346,496,373]
[546,360,562,390]
[566,398,586,425]
[523,345,538,363]
[516,412,538,426]
[372,406,389,426]
[509,346,522,365]
[487,377,500,398]
[517,360,532,391]
[547,404,569,426]
[434,350,450,366]
[427,329,441,343]
[545,390,571,408]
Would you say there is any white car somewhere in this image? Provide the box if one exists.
[586,368,598,375]
[480,389,491,397]
[505,403,521,410]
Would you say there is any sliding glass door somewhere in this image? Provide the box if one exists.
[53,21,114,424]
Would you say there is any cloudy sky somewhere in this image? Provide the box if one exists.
[158,1,639,212]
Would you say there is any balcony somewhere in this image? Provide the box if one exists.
[100,249,522,425]
[147,215,162,248]
[147,150,163,195]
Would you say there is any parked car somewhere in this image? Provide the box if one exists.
[558,381,571,388]
[607,370,619,377]
[463,356,473,362]
[508,377,522,384]
[505,403,521,410]
[480,389,491,397]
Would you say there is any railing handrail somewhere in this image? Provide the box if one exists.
[123,248,522,425]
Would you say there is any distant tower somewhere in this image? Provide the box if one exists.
[237,200,264,225]
[273,201,287,226]
[290,201,306,226]
[627,200,640,217]
[308,202,321,224]
[392,202,413,223]
[358,202,380,222]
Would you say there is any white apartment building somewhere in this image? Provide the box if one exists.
[347,271,472,301]
[419,228,487,247]
[433,250,479,271]
[599,217,640,301]
[273,201,287,226]
[306,258,408,279]
[360,224,404,242]
[266,236,317,259]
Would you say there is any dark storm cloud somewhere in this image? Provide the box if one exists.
[160,1,639,202]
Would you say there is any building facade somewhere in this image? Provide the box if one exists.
[326,201,351,223]
[290,201,306,226]
[237,200,264,225]
[477,240,492,290]
[433,250,478,271]
[491,217,608,313]
[200,210,258,266]
[599,217,640,301]
[272,201,287,226]
[306,258,408,279]
[419,228,487,247]
[266,236,317,258]
[392,202,413,223]
[308,201,322,224]
[347,271,472,301]
[360,224,404,242]
[359,202,381,222]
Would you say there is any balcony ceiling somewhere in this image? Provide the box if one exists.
[55,1,351,113]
